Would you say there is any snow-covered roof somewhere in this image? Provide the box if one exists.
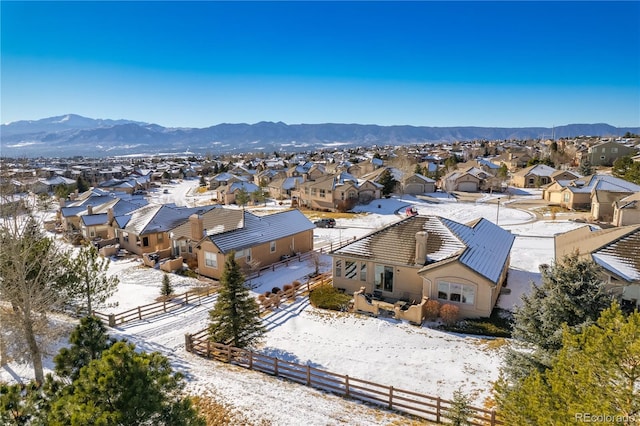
[119,204,217,235]
[81,213,109,227]
[333,215,514,284]
[440,217,516,283]
[208,210,314,253]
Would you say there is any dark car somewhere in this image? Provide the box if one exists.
[314,218,336,228]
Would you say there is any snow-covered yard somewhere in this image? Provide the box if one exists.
[1,188,590,424]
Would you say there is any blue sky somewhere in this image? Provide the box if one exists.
[2,1,639,128]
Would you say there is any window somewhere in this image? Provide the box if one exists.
[563,193,570,202]
[437,281,475,305]
[270,241,276,253]
[142,236,149,247]
[374,265,394,292]
[123,232,129,243]
[204,251,217,268]
[612,147,618,153]
[345,261,357,279]
[335,259,342,277]
[90,230,95,238]
[236,248,251,261]
[360,263,367,281]
[157,233,164,243]
[319,189,326,198]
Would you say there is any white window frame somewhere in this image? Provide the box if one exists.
[204,251,218,269]
[270,241,276,253]
[437,281,476,305]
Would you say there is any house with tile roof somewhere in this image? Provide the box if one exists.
[587,140,636,167]
[194,209,315,280]
[555,224,640,311]
[294,172,381,212]
[440,167,495,193]
[331,215,515,319]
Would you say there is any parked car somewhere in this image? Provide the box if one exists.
[314,218,336,228]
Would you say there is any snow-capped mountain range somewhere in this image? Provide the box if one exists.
[1,114,638,157]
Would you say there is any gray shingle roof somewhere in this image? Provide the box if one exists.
[120,204,216,235]
[333,215,515,284]
[208,209,314,253]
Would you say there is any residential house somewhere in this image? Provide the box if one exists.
[402,173,436,195]
[587,141,636,167]
[555,224,640,311]
[544,175,640,219]
[294,171,381,212]
[195,209,315,280]
[440,167,500,193]
[511,164,558,188]
[331,215,515,319]
[490,151,532,172]
[219,180,261,205]
[612,192,640,226]
[113,204,217,256]
[266,176,304,200]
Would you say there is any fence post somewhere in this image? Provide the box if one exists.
[306,364,311,386]
[388,385,393,409]
[274,357,279,377]
[184,334,192,352]
[491,409,496,426]
[248,351,253,370]
[137,306,142,320]
[163,301,167,313]
[206,340,211,358]
[345,375,350,397]
[185,292,189,305]
[436,397,441,423]
[227,344,232,362]
[108,314,116,328]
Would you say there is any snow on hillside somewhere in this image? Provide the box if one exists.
[1,187,590,424]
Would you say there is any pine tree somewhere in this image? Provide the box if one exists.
[578,160,593,176]
[495,302,640,424]
[161,273,174,296]
[208,252,265,348]
[378,168,397,197]
[66,243,119,314]
[503,252,611,381]
[445,389,473,426]
[235,188,250,207]
[54,315,115,381]
[48,341,205,425]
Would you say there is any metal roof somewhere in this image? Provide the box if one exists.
[81,213,109,226]
[208,209,314,253]
[333,215,514,284]
[440,217,516,283]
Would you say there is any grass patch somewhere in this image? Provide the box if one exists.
[440,308,513,338]
[309,284,352,311]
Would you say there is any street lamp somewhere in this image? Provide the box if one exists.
[496,197,502,226]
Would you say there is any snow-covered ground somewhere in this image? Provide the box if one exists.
[1,188,590,424]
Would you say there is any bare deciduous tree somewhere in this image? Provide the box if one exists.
[0,213,73,383]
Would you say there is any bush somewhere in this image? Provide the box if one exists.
[309,284,352,311]
[440,304,460,326]
[441,308,513,337]
[292,280,301,289]
[271,286,281,295]
[424,300,441,321]
[282,284,293,292]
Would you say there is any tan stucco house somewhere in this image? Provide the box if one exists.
[331,215,515,319]
[612,192,640,226]
[195,209,315,280]
[555,224,640,311]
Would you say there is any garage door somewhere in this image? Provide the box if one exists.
[458,182,478,192]
[404,184,424,194]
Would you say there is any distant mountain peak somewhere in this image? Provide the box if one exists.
[1,114,638,158]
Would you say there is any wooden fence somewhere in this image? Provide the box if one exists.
[93,286,217,327]
[185,339,503,426]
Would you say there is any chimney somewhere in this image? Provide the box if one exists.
[87,205,93,215]
[414,231,428,265]
[189,214,203,241]
[107,208,114,225]
[59,197,65,207]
